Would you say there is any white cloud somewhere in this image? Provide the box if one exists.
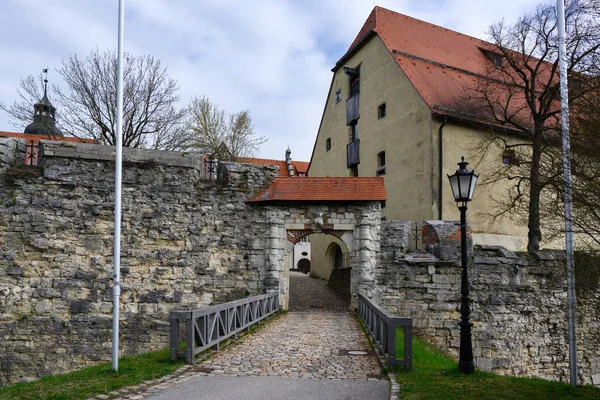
[0,0,543,161]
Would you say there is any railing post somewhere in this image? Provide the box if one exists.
[388,321,396,367]
[170,317,179,361]
[404,322,413,370]
[185,317,194,365]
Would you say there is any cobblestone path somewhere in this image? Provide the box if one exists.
[99,272,387,400]
[288,271,349,312]
[198,272,381,380]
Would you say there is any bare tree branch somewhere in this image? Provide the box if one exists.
[183,96,267,159]
[468,0,600,251]
[1,49,188,149]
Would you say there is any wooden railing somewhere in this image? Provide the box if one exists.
[170,291,280,364]
[358,293,412,369]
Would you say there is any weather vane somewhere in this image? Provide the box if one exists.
[42,68,49,93]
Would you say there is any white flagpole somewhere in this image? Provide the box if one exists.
[557,0,577,386]
[112,0,125,372]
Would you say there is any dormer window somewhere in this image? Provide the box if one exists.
[482,49,504,68]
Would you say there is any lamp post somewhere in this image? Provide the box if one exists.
[447,156,479,374]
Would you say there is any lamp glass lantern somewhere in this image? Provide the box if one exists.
[448,157,479,204]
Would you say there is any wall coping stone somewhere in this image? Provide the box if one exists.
[38,140,205,169]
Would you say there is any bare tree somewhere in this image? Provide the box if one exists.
[184,96,266,160]
[1,49,187,149]
[469,0,600,251]
[0,74,47,127]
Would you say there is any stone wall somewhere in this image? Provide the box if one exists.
[0,141,278,385]
[376,220,600,386]
[0,140,383,386]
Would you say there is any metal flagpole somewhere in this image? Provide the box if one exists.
[112,0,125,372]
[557,0,577,386]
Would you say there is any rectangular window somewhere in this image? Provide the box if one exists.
[349,124,358,142]
[378,103,386,119]
[376,151,386,176]
[377,151,386,167]
[502,149,519,166]
[335,90,342,103]
[350,75,360,97]
[326,138,331,151]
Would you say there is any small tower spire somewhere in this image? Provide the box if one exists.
[24,68,63,137]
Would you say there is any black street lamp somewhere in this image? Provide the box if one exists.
[447,156,479,374]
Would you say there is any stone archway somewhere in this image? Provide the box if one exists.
[260,203,381,310]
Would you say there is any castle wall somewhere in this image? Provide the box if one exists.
[377,220,600,386]
[0,141,277,385]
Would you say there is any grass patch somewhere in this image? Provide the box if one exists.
[395,334,600,399]
[0,348,183,400]
[0,310,285,400]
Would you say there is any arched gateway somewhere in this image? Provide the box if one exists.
[246,176,386,309]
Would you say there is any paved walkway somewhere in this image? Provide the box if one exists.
[288,271,350,312]
[91,273,390,400]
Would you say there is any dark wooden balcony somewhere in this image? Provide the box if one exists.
[346,94,360,125]
[347,139,360,167]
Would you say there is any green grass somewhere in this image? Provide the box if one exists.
[0,311,284,400]
[395,333,600,399]
[0,348,183,400]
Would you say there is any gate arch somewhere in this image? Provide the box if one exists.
[246,176,386,310]
[260,203,382,310]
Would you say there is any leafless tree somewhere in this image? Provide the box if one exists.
[1,49,187,149]
[0,74,47,126]
[468,0,600,251]
[184,96,266,160]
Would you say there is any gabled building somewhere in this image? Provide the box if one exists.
[309,6,533,251]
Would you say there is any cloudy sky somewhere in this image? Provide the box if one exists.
[0,0,545,161]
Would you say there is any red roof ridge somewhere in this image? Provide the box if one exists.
[247,176,386,203]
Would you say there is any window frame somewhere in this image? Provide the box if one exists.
[335,90,342,104]
[378,103,387,119]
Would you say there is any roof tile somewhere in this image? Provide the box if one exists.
[246,177,386,203]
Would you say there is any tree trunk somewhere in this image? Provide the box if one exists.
[527,126,544,252]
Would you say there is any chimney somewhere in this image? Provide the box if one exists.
[285,147,295,177]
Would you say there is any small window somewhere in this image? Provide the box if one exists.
[301,251,308,256]
[378,103,386,119]
[326,138,331,151]
[483,49,504,67]
[502,149,520,166]
[377,151,386,167]
[376,151,386,176]
[335,90,342,103]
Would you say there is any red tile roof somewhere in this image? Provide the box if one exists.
[340,6,553,127]
[246,177,386,203]
[236,157,309,177]
[0,131,95,144]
